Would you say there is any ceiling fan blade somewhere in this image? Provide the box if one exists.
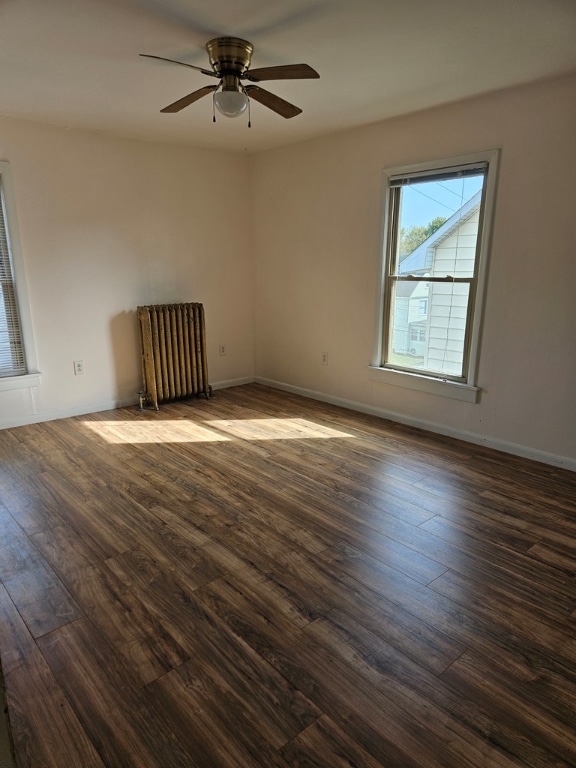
[140,54,217,78]
[244,85,302,118]
[160,86,218,113]
[244,64,319,82]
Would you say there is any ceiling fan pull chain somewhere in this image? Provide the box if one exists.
[212,92,217,123]
[248,96,251,128]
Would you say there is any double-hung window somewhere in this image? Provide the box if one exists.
[0,162,38,389]
[0,180,26,377]
[373,150,499,402]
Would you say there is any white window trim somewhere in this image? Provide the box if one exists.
[371,148,500,402]
[0,160,39,388]
[0,372,40,392]
[368,365,480,402]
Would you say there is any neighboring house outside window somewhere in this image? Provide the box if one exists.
[371,150,499,403]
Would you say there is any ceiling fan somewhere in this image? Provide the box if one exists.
[140,36,319,122]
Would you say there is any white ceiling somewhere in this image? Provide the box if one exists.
[1,0,575,154]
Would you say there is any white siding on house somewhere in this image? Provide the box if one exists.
[427,284,470,375]
[431,214,479,278]
[425,210,479,376]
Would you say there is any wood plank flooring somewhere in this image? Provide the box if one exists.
[1,383,575,767]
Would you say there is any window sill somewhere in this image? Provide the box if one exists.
[368,366,479,403]
[0,372,41,392]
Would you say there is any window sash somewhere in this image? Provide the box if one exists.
[0,179,27,377]
[384,275,474,382]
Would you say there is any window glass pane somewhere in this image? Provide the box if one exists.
[387,279,470,378]
[395,173,484,278]
[426,281,470,378]
[386,279,430,368]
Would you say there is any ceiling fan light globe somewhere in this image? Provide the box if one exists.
[214,91,249,118]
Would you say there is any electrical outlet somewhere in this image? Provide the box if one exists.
[73,360,84,376]
[321,352,328,366]
[219,345,226,356]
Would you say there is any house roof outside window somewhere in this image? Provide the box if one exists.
[399,190,482,275]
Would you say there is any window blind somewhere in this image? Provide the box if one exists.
[389,161,488,188]
[0,180,27,377]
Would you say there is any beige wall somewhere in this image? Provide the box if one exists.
[251,73,576,466]
[1,72,575,466]
[0,118,254,426]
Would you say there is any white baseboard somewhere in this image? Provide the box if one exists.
[255,377,576,472]
[3,377,574,472]
[211,376,255,392]
[0,378,252,430]
[0,395,138,430]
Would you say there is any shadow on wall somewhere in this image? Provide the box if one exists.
[110,310,140,404]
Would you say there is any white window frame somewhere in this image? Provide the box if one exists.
[0,161,39,391]
[370,149,499,403]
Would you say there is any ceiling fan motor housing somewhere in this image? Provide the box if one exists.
[206,37,254,77]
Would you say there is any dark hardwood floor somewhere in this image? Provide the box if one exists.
[1,383,575,767]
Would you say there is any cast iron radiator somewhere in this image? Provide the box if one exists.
[137,303,211,410]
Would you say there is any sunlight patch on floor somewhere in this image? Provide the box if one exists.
[81,418,353,444]
[206,418,353,441]
[81,420,231,444]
